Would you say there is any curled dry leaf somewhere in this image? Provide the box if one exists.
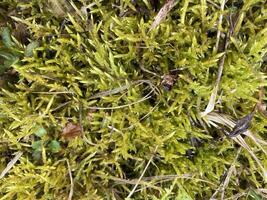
[228,110,255,138]
[62,122,82,139]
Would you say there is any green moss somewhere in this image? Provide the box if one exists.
[0,0,267,199]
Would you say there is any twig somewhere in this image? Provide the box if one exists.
[0,151,23,179]
[66,159,74,200]
[126,145,158,199]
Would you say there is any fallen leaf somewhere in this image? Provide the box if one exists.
[62,122,82,139]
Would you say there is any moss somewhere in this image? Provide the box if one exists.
[0,0,267,199]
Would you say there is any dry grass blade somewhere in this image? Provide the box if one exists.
[202,10,241,117]
[112,173,216,188]
[126,145,158,199]
[66,159,74,200]
[0,151,23,179]
[149,0,177,31]
[201,0,226,117]
[215,0,226,52]
[234,136,266,179]
[256,188,267,198]
[89,80,157,99]
[88,93,152,110]
[257,86,267,118]
[205,112,266,180]
[88,79,159,110]
[210,148,241,200]
[48,0,73,18]
[201,54,227,117]
[201,85,219,117]
[244,131,267,155]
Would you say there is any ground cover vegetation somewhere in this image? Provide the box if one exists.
[0,0,267,199]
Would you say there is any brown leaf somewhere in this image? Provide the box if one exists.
[62,122,82,139]
[149,0,177,31]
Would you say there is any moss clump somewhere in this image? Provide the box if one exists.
[0,0,267,199]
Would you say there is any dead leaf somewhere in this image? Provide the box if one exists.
[62,122,82,139]
[149,0,177,31]
[228,110,255,138]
